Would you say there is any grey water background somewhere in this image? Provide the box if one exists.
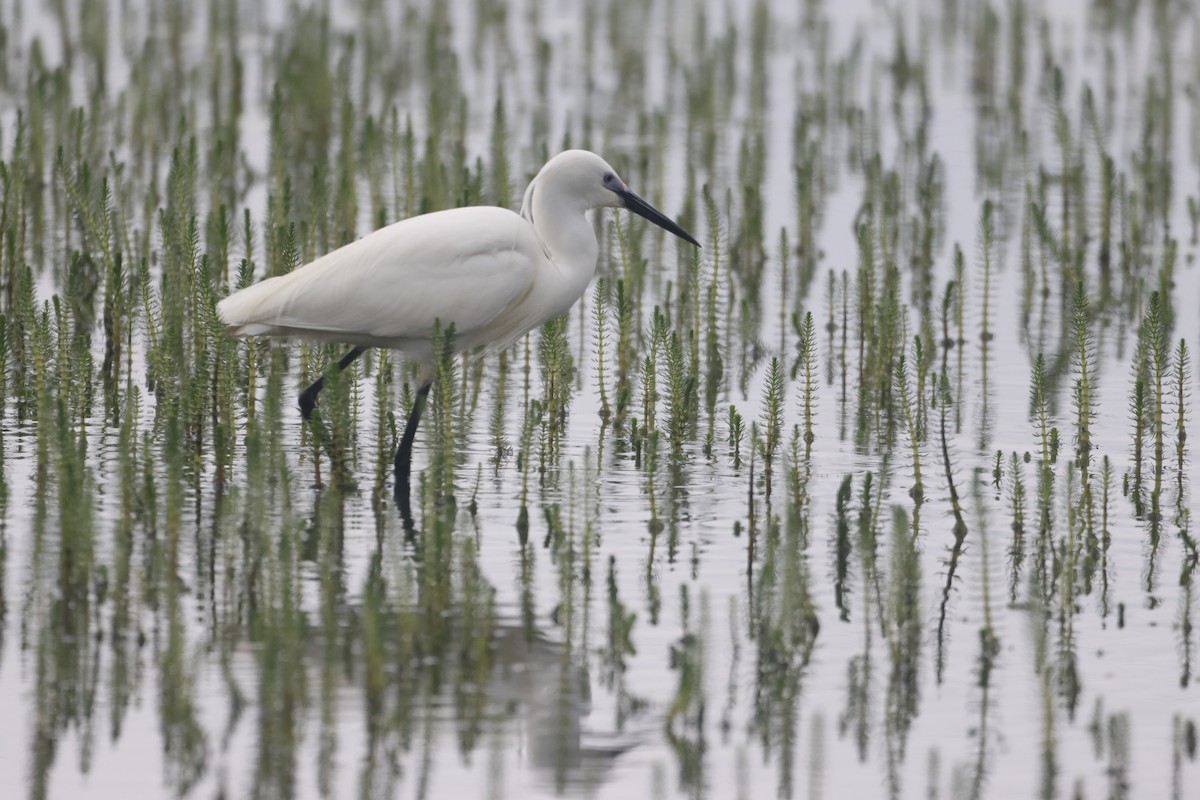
[0,0,1197,798]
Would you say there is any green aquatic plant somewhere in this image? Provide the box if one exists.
[1187,196,1199,245]
[784,425,812,548]
[728,405,745,471]
[1173,338,1190,506]
[1099,154,1117,302]
[759,357,785,504]
[661,318,692,462]
[703,255,724,458]
[537,311,574,469]
[1008,451,1027,602]
[1031,352,1052,465]
[937,372,967,544]
[838,270,850,440]
[833,474,853,622]
[429,320,459,506]
[913,334,930,444]
[977,201,996,447]
[488,93,510,209]
[777,228,790,356]
[1100,455,1114,620]
[825,272,837,386]
[894,350,922,507]
[301,345,357,490]
[1060,460,1081,709]
[972,465,1000,699]
[914,152,944,347]
[373,350,397,494]
[792,310,819,458]
[613,276,636,429]
[1139,291,1169,520]
[857,467,886,637]
[664,587,708,792]
[876,282,904,448]
[641,342,662,533]
[1029,351,1058,598]
[592,279,611,422]
[1129,347,1149,514]
[1070,281,1095,478]
[953,250,965,431]
[853,221,876,448]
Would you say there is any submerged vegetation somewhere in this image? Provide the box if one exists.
[0,0,1197,798]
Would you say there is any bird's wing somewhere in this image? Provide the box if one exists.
[219,207,541,345]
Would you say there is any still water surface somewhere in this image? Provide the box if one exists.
[0,0,1197,798]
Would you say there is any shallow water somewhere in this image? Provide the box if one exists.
[0,0,1198,798]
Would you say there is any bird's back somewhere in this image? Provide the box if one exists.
[218,206,545,353]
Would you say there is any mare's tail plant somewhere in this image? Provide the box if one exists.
[791,310,819,459]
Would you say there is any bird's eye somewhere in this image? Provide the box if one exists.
[603,172,614,185]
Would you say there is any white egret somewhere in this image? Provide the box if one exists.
[218,149,699,505]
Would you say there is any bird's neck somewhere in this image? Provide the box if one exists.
[522,179,600,286]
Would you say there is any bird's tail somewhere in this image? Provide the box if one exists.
[217,277,283,337]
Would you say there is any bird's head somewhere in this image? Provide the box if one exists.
[531,150,700,247]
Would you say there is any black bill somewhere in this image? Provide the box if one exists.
[617,188,701,248]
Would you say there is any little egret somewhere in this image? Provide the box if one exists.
[218,149,699,508]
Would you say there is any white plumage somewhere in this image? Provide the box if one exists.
[219,149,696,357]
[217,149,699,506]
[219,206,541,357]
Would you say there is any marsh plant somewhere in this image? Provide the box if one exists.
[0,1,1197,799]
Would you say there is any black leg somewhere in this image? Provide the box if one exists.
[300,346,366,419]
[394,382,432,508]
